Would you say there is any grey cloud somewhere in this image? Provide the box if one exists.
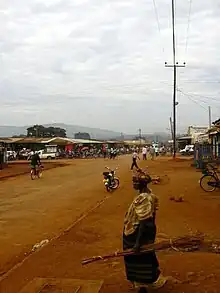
[0,0,219,133]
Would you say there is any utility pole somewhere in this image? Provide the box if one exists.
[208,106,212,128]
[165,0,186,159]
[169,117,174,141]
[138,128,142,146]
[35,125,38,138]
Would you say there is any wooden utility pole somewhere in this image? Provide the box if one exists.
[165,0,186,159]
[138,128,142,146]
[169,117,174,141]
[208,106,212,128]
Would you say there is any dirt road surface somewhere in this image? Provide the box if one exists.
[0,156,220,293]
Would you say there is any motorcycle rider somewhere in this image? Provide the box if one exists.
[108,170,114,186]
[30,151,41,175]
[103,168,114,187]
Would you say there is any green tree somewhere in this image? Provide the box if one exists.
[74,132,91,140]
[27,125,66,138]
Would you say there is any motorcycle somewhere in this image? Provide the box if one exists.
[103,166,120,192]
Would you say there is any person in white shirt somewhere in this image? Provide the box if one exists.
[150,146,155,160]
[142,146,147,161]
[131,151,140,170]
[110,148,114,159]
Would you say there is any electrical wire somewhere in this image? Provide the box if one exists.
[178,89,220,118]
[178,90,208,111]
[177,88,220,103]
[178,89,220,120]
[180,80,220,84]
[152,0,165,53]
[185,0,192,57]
[174,0,178,60]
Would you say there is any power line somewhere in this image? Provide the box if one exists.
[178,90,220,122]
[160,79,220,84]
[192,95,220,104]
[174,0,178,59]
[180,94,220,120]
[178,91,208,110]
[177,90,220,112]
[152,0,165,53]
[155,80,220,85]
[180,80,220,84]
[177,88,220,103]
[185,0,192,57]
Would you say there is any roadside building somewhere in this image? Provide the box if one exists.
[177,126,208,149]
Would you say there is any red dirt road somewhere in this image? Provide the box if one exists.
[0,156,220,293]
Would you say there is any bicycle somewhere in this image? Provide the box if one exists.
[31,165,43,180]
[199,163,220,192]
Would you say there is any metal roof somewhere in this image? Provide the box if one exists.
[0,137,126,145]
[177,136,192,140]
[71,138,104,144]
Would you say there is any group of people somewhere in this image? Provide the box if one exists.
[123,169,167,292]
[142,146,159,161]
[131,146,157,171]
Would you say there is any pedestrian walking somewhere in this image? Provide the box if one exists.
[131,151,140,170]
[110,147,114,159]
[155,146,159,157]
[150,146,155,161]
[102,144,107,159]
[142,146,147,160]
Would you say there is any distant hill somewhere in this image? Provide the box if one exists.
[0,124,170,141]
[0,124,121,140]
[121,133,171,142]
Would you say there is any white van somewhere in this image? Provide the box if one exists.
[180,145,194,155]
[38,149,57,160]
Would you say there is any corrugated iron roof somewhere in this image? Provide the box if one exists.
[0,137,23,143]
[177,136,192,140]
[42,137,74,144]
[0,137,131,145]
[71,139,104,144]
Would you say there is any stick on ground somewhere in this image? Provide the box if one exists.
[82,233,206,266]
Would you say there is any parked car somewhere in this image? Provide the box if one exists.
[37,149,57,160]
[179,145,194,156]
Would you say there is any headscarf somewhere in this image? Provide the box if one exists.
[124,171,158,236]
[132,169,152,191]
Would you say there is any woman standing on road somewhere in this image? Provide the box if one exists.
[123,174,167,293]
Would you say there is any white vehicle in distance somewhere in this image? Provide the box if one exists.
[37,149,57,160]
[179,145,194,156]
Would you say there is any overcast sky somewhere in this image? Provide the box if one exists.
[0,0,220,133]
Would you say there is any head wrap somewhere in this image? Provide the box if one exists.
[132,169,152,190]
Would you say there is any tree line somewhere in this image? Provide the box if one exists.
[27,125,66,138]
[13,125,91,139]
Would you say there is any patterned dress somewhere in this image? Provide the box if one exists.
[123,192,160,286]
